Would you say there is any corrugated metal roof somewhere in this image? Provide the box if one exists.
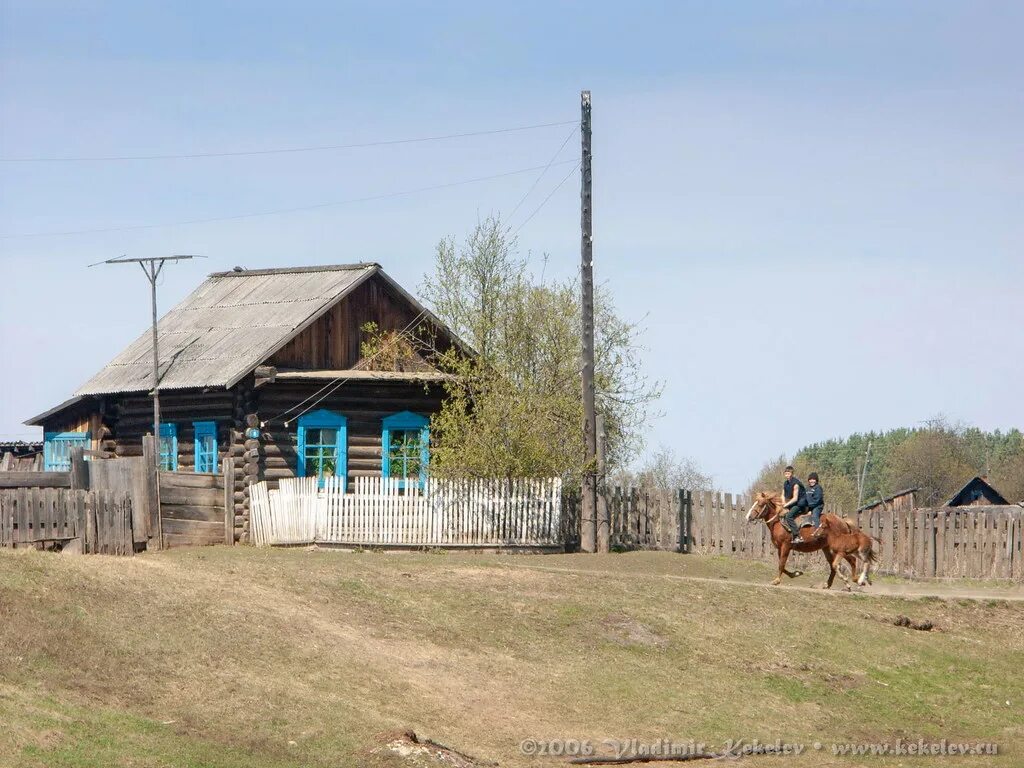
[74,263,378,396]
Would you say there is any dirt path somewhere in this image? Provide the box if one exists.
[499,561,1024,602]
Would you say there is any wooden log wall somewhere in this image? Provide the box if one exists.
[256,379,445,488]
[106,391,234,470]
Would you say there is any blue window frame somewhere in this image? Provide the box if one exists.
[297,409,348,488]
[193,421,218,474]
[159,423,178,471]
[43,431,90,471]
[382,411,429,489]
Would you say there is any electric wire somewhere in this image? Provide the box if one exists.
[264,307,431,428]
[0,119,577,163]
[511,160,581,235]
[0,159,579,239]
[505,126,577,226]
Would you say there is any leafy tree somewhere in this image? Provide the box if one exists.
[750,418,1024,510]
[880,427,976,506]
[418,217,660,480]
[612,445,714,494]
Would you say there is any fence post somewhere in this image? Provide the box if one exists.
[142,435,162,551]
[677,489,690,553]
[223,457,235,545]
[69,448,89,491]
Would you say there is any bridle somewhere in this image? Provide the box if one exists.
[747,497,781,525]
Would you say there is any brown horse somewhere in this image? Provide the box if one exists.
[813,515,878,588]
[745,491,857,589]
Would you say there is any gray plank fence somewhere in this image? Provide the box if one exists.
[0,488,134,555]
[564,487,1024,581]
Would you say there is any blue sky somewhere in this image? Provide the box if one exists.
[1,1,1021,489]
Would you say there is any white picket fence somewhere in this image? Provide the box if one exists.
[249,475,563,548]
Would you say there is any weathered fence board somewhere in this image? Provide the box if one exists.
[250,476,563,548]
[0,488,133,554]
[0,472,71,489]
[158,471,228,548]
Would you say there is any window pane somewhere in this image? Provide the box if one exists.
[388,430,424,478]
[306,446,338,477]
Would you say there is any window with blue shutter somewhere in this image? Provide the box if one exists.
[43,432,90,471]
[193,421,218,474]
[382,411,429,489]
[159,423,178,471]
[297,409,347,488]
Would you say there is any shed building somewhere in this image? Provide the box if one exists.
[945,476,1010,507]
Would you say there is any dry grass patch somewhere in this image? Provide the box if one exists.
[0,547,1021,767]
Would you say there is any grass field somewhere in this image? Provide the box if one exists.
[0,547,1021,767]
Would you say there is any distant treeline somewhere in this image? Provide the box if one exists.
[749,420,1024,511]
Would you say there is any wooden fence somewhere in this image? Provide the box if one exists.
[0,488,134,555]
[158,460,234,548]
[857,505,1023,580]
[250,476,563,548]
[564,488,1024,581]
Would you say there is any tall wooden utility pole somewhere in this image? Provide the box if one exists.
[596,413,609,552]
[580,90,598,553]
[96,255,202,441]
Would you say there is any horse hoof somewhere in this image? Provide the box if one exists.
[771,579,781,586]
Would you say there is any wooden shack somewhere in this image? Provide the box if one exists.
[0,441,43,471]
[856,487,918,515]
[25,264,465,542]
[945,476,1010,507]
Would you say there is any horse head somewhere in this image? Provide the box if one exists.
[746,491,782,522]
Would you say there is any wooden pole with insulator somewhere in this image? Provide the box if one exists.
[580,90,598,553]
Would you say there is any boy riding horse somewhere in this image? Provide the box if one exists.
[781,467,826,542]
[781,466,808,542]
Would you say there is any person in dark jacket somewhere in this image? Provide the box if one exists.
[806,472,825,529]
[781,465,807,542]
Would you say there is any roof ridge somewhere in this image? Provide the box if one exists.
[209,263,378,278]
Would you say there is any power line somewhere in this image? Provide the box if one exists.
[512,160,581,235]
[0,119,577,163]
[505,125,577,225]
[0,159,579,239]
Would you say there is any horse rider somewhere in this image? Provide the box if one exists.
[781,465,808,542]
[806,472,825,529]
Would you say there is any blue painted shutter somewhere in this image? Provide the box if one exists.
[159,423,178,471]
[193,421,217,473]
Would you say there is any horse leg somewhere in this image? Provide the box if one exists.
[845,553,859,583]
[857,549,872,586]
[821,546,837,589]
[773,545,791,586]
[832,553,853,590]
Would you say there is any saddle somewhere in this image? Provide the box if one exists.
[794,512,815,528]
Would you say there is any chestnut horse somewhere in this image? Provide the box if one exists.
[745,491,857,588]
[813,514,878,588]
